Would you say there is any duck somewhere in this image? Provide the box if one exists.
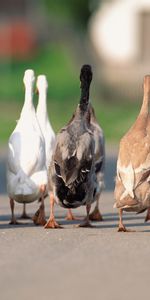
[66,104,105,222]
[114,75,150,232]
[36,75,55,170]
[45,64,96,228]
[20,74,56,220]
[7,69,47,225]
[88,104,105,221]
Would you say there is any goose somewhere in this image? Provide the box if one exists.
[88,104,105,221]
[7,69,47,225]
[114,75,150,232]
[45,64,96,228]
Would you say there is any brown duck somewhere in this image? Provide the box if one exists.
[114,75,150,231]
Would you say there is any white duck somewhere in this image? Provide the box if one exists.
[7,69,47,225]
[36,75,55,170]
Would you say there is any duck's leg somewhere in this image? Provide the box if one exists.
[19,203,31,219]
[65,208,81,221]
[77,204,93,227]
[44,192,63,229]
[32,185,47,226]
[89,195,103,221]
[118,208,135,232]
[118,208,127,232]
[9,198,19,225]
[145,208,150,222]
[66,209,75,220]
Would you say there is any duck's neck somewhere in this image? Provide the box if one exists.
[140,76,150,115]
[37,89,48,117]
[71,105,89,129]
[79,84,90,113]
[22,84,34,112]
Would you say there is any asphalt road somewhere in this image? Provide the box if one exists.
[1,148,150,300]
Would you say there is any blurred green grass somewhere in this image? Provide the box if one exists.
[0,43,140,145]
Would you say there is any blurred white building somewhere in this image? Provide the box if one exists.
[90,0,150,98]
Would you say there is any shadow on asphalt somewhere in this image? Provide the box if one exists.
[1,222,149,232]
[1,211,149,231]
[0,223,36,229]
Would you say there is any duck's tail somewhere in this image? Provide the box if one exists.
[79,64,92,112]
[7,169,36,201]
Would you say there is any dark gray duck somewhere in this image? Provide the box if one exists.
[66,104,105,222]
[45,65,96,228]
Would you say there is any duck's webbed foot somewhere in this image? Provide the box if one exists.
[9,218,20,225]
[9,220,21,225]
[32,204,46,226]
[44,192,63,228]
[65,209,81,221]
[89,206,103,221]
[145,208,150,222]
[44,217,63,229]
[118,209,135,232]
[76,204,93,228]
[9,198,20,225]
[118,225,136,232]
[19,204,31,219]
[118,224,128,232]
[76,218,93,228]
[19,212,31,219]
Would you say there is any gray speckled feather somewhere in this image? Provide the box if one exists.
[54,111,95,187]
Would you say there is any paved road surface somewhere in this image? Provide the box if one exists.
[1,192,150,300]
[1,147,150,300]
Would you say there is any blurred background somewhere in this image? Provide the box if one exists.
[1,0,150,146]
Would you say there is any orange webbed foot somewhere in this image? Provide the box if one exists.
[89,207,103,221]
[44,217,63,229]
[32,206,46,226]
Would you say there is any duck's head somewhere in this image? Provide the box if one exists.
[36,75,48,94]
[23,69,35,87]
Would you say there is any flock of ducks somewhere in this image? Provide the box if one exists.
[5,65,150,231]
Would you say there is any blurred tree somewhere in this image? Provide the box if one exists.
[44,0,100,29]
